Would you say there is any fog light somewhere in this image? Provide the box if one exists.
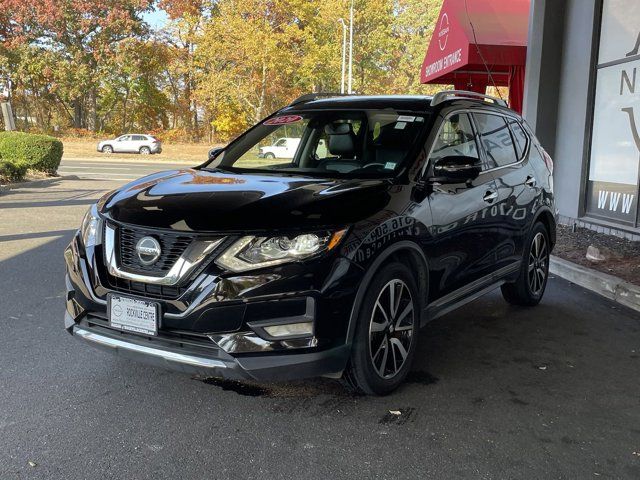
[263,322,313,338]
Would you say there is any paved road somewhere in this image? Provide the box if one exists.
[58,157,196,182]
[2,178,640,479]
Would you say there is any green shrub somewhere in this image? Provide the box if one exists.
[0,131,63,174]
[0,158,28,182]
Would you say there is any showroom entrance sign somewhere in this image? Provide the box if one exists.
[420,0,530,113]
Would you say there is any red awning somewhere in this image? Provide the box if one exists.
[420,0,530,98]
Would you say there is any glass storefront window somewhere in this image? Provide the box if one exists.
[587,0,640,226]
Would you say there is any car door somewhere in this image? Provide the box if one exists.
[472,112,538,271]
[114,135,131,153]
[424,111,503,300]
[131,135,145,152]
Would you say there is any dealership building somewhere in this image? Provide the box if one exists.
[423,0,640,240]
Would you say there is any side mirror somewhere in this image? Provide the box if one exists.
[429,155,481,184]
[208,147,224,161]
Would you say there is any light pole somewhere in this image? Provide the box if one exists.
[338,19,347,94]
[347,0,354,94]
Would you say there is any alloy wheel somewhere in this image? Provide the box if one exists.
[369,279,415,379]
[528,232,548,296]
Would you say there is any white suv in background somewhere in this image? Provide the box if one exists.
[98,134,162,155]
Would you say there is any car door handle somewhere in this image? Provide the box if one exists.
[525,176,537,188]
[483,190,498,203]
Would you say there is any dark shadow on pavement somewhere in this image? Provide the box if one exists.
[0,199,98,209]
[0,229,77,243]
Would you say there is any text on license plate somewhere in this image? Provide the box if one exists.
[109,295,159,336]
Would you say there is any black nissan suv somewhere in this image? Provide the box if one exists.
[65,91,556,395]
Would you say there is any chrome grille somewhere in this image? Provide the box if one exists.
[118,226,193,275]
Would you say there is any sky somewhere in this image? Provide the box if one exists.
[142,9,169,29]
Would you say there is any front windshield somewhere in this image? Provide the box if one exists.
[206,109,429,178]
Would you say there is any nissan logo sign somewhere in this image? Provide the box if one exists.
[135,236,161,265]
[438,13,450,51]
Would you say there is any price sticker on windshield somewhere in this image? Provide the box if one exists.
[264,115,303,126]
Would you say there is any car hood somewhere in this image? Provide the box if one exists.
[99,168,392,232]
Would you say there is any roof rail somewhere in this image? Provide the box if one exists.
[430,90,508,108]
[289,92,348,106]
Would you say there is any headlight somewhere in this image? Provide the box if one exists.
[80,204,102,248]
[216,230,347,272]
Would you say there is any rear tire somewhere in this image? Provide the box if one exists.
[140,146,151,155]
[343,262,419,395]
[102,145,113,154]
[501,222,550,306]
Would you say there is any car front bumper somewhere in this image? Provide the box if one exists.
[67,312,349,380]
[64,233,360,381]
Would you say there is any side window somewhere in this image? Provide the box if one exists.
[275,138,287,147]
[473,113,518,167]
[507,118,528,160]
[430,113,480,164]
[119,135,130,142]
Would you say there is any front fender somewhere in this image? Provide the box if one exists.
[342,231,429,346]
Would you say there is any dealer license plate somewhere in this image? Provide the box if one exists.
[109,295,159,336]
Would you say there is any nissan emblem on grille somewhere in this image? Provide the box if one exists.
[135,237,162,265]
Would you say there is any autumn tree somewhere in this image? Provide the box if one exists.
[99,39,171,132]
[0,0,445,139]
[0,0,153,130]
[195,0,303,139]
[390,0,443,94]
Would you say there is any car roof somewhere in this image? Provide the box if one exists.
[281,95,434,113]
[279,93,517,117]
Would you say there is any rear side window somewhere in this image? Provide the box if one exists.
[507,118,528,160]
[133,135,146,141]
[473,113,518,168]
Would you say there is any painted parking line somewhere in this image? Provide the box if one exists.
[61,161,179,166]
[58,166,128,170]
[59,165,187,171]
[62,160,186,164]
[58,171,148,177]
[62,159,193,165]
[58,174,146,182]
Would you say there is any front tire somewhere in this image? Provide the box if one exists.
[343,262,419,395]
[102,145,113,154]
[501,222,550,306]
[264,152,275,159]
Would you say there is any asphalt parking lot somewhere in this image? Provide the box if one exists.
[2,174,640,479]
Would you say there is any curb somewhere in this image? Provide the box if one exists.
[550,255,640,313]
[0,175,79,194]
